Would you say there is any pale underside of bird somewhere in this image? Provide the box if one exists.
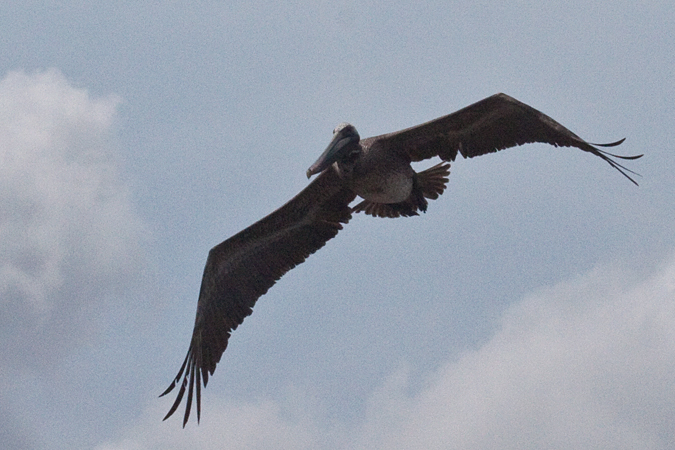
[160,93,642,426]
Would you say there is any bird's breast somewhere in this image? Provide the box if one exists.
[349,169,413,204]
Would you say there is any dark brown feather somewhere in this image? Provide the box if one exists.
[365,93,642,184]
[160,168,355,426]
[416,162,451,200]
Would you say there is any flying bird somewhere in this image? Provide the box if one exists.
[161,93,642,426]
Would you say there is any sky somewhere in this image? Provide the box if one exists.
[1,1,674,449]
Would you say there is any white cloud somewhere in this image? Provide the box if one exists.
[95,397,321,450]
[0,69,149,368]
[357,259,675,450]
[101,254,675,450]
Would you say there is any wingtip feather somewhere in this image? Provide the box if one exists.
[591,137,626,148]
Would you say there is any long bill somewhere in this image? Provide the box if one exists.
[306,125,359,178]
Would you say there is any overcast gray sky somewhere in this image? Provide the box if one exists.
[1,1,674,449]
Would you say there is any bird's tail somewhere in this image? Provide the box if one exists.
[417,162,451,199]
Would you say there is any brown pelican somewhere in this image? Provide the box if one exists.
[160,93,642,426]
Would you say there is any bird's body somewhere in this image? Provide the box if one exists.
[333,134,423,211]
[344,149,414,204]
[161,93,642,426]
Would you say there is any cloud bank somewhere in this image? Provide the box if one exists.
[0,69,148,369]
[98,255,675,450]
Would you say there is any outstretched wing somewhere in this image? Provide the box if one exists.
[368,93,642,184]
[160,168,355,426]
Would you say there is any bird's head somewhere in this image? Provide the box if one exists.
[306,123,361,178]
